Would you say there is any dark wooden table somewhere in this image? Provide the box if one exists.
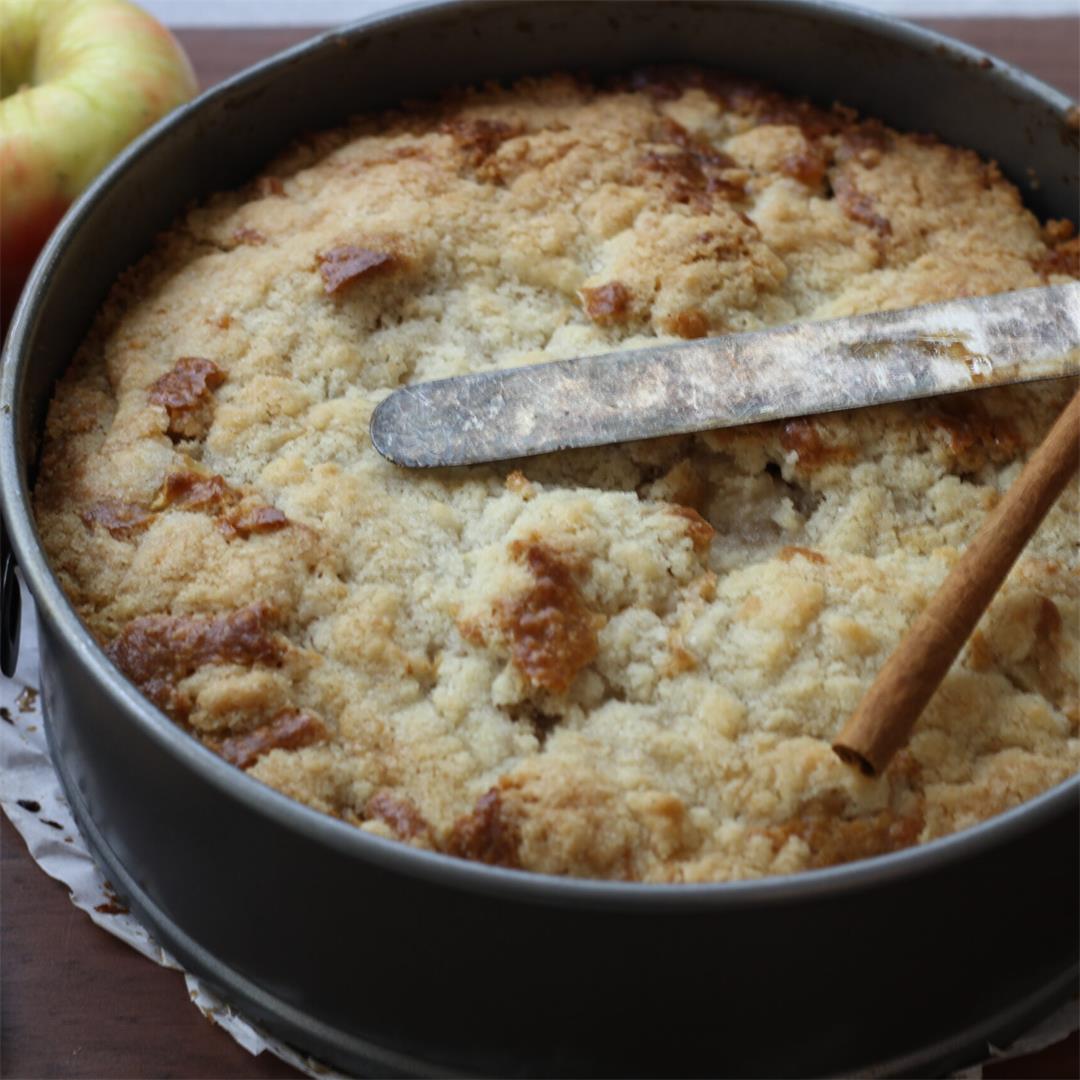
[2,17,1078,1080]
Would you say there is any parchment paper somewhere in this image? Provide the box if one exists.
[2,576,1076,1078]
[0,578,342,1079]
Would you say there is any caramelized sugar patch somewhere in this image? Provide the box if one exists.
[779,419,855,471]
[440,117,524,169]
[830,173,892,237]
[106,602,285,720]
[640,144,744,207]
[154,473,289,540]
[80,499,153,540]
[663,308,710,339]
[499,542,600,694]
[216,709,327,769]
[317,246,401,294]
[581,281,631,325]
[668,505,715,553]
[779,545,828,565]
[928,399,1025,471]
[755,97,849,141]
[445,788,521,868]
[156,471,240,512]
[220,505,290,539]
[779,149,827,187]
[147,357,226,440]
[366,790,432,840]
[650,458,707,511]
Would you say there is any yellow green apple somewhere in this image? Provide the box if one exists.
[1,0,197,324]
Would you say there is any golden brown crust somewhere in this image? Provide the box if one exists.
[34,67,1079,882]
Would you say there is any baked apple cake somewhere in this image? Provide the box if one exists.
[35,68,1079,882]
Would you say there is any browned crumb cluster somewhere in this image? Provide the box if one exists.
[34,68,1078,882]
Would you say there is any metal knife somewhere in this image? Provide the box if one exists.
[370,283,1080,468]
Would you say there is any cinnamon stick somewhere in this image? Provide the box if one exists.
[833,389,1080,777]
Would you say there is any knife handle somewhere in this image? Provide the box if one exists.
[833,388,1080,777]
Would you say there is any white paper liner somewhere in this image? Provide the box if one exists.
[0,578,342,1079]
[2,576,1076,1078]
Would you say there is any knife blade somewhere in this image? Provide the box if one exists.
[370,283,1080,468]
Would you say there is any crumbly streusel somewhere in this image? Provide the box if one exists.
[35,69,1079,882]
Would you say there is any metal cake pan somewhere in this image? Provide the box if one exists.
[2,2,1078,1075]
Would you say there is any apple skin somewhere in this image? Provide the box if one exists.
[0,0,197,327]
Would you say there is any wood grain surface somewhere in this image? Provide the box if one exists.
[2,17,1078,1080]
